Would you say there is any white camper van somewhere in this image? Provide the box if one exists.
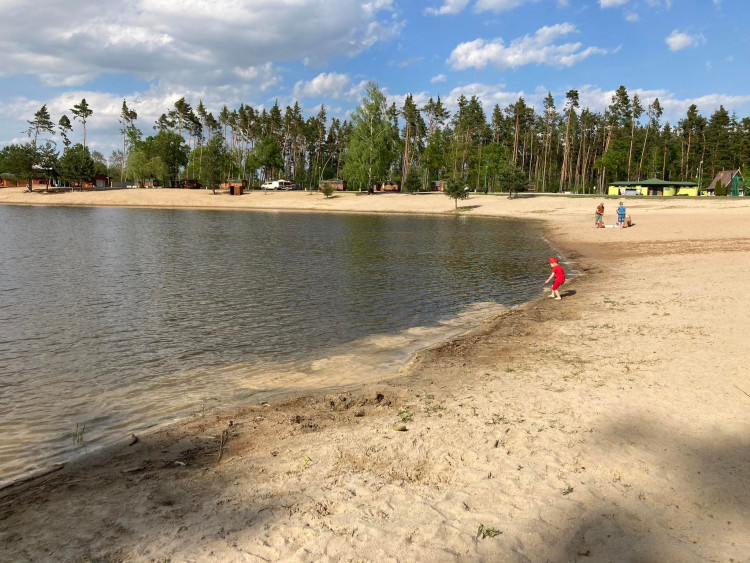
[261,179,294,190]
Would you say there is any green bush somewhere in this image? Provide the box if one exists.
[444,179,469,208]
[402,167,422,193]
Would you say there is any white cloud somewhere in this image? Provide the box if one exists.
[425,0,471,15]
[625,12,640,22]
[427,0,542,14]
[363,0,396,17]
[0,0,401,89]
[665,30,706,51]
[292,74,369,106]
[293,72,351,98]
[475,0,539,13]
[431,74,448,83]
[447,23,610,70]
[233,63,282,92]
[600,0,672,10]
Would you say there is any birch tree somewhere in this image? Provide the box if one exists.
[341,82,397,191]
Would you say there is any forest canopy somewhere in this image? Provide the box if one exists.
[2,85,748,193]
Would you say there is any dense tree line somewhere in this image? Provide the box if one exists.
[1,84,749,193]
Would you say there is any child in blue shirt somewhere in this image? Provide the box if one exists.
[617,202,626,228]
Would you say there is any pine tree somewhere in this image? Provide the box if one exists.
[119,100,138,181]
[559,90,579,191]
[58,115,73,148]
[421,96,450,137]
[627,94,643,180]
[541,92,556,192]
[27,104,55,149]
[444,178,469,209]
[637,98,662,180]
[705,105,732,180]
[70,99,93,148]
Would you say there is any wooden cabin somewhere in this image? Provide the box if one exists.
[221,178,247,189]
[320,178,347,191]
[373,181,399,192]
[707,169,743,196]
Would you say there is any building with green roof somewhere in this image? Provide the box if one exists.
[608,178,700,197]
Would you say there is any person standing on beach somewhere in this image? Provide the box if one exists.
[544,257,566,300]
[595,202,604,227]
[617,201,626,228]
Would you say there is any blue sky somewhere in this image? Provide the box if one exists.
[1,0,748,154]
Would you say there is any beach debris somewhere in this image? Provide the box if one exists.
[174,461,186,466]
[562,486,574,495]
[354,410,365,417]
[73,422,86,447]
[217,429,229,463]
[128,434,139,446]
[477,524,501,539]
[393,424,408,432]
[398,409,413,423]
[122,466,146,474]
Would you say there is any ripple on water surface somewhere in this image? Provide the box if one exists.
[0,206,553,486]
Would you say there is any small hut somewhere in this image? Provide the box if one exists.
[707,169,742,196]
[320,179,347,191]
[373,181,399,192]
[94,174,110,188]
[608,178,699,197]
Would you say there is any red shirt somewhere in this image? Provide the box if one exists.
[552,264,565,282]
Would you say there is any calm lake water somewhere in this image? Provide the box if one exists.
[0,205,552,485]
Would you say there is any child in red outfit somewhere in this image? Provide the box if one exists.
[544,257,565,300]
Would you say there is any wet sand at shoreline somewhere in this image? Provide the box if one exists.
[1,187,749,561]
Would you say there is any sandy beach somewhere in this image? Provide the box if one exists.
[1,187,748,562]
